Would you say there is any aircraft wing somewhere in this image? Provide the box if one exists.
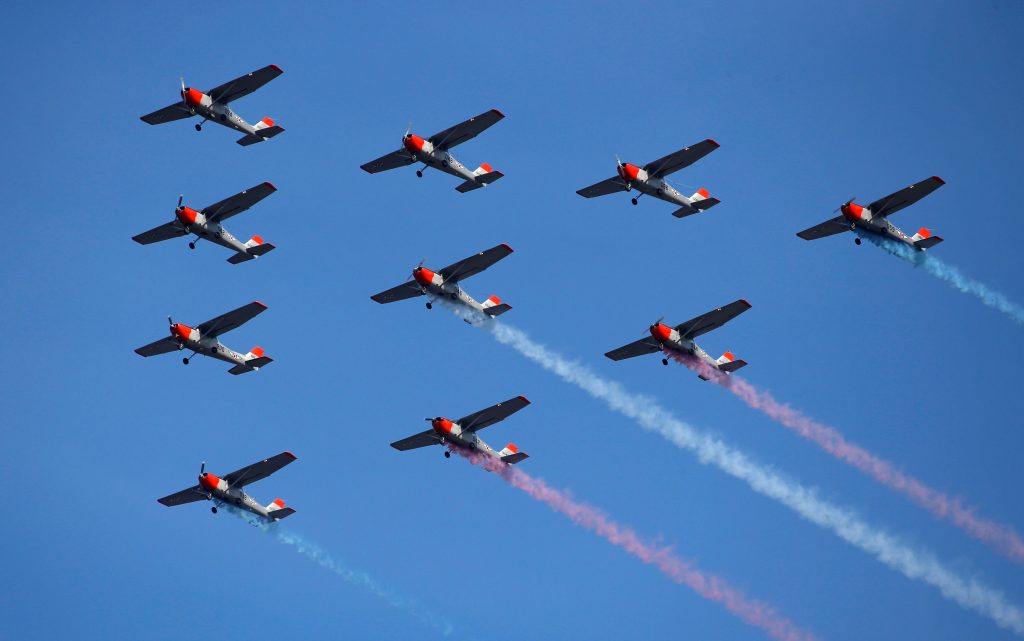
[135,337,181,357]
[360,149,416,174]
[576,176,628,198]
[643,139,720,178]
[438,243,513,283]
[457,396,531,433]
[202,182,277,223]
[604,337,661,361]
[390,429,441,451]
[428,108,504,150]
[675,299,752,340]
[223,451,297,488]
[866,176,946,219]
[158,485,207,507]
[206,64,283,104]
[132,221,187,245]
[196,301,268,338]
[140,103,193,125]
[370,281,424,304]
[796,215,850,241]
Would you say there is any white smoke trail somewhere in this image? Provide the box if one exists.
[860,231,1024,325]
[219,503,455,637]
[448,311,1024,636]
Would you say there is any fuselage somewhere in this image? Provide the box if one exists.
[174,206,251,254]
[617,162,696,208]
[428,417,505,460]
[402,134,477,181]
[182,87,260,135]
[840,202,920,248]
[412,266,491,313]
[169,323,254,368]
[198,471,276,520]
[649,323,725,372]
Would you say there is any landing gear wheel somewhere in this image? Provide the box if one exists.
[854,237,862,245]
[449,293,458,300]
[631,198,638,205]
[182,357,190,365]
[195,123,202,132]
[656,188,663,196]
[425,302,433,310]
[219,114,227,122]
[662,358,669,366]
[416,170,423,178]
[188,241,196,249]
[444,451,451,459]
[211,506,217,514]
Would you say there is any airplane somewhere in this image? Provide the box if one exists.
[158,452,297,520]
[135,301,273,374]
[371,244,513,318]
[605,299,752,379]
[391,396,531,462]
[132,182,277,264]
[360,109,505,192]
[140,64,285,146]
[576,139,721,218]
[796,176,946,249]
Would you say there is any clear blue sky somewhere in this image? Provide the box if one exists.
[2,1,1023,639]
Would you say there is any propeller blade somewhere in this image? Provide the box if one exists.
[167,315,174,326]
[177,194,184,208]
[614,153,622,167]
[405,121,412,137]
[417,256,427,269]
[424,417,434,422]
[180,76,186,92]
[200,461,205,474]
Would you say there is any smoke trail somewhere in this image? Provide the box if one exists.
[219,503,455,637]
[453,311,1024,636]
[860,231,1024,325]
[668,351,1024,566]
[449,446,819,641]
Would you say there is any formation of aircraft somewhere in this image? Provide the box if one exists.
[361,109,505,192]
[370,243,514,318]
[158,452,297,520]
[605,299,752,379]
[132,182,277,263]
[577,139,721,218]
[391,396,531,462]
[797,176,946,250]
[135,301,272,374]
[141,65,285,146]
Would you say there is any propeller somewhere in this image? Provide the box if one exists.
[833,196,855,214]
[404,121,413,138]
[177,194,184,209]
[615,153,623,168]
[200,460,206,475]
[180,76,188,106]
[644,316,665,337]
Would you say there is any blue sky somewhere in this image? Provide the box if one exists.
[2,1,1024,639]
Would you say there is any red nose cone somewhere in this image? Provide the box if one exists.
[618,163,640,181]
[176,206,198,225]
[199,472,221,491]
[413,266,436,287]
[403,134,425,153]
[182,87,204,106]
[650,323,672,342]
[841,202,864,220]
[171,323,193,341]
[432,418,453,434]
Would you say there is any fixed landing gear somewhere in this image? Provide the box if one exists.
[662,358,669,366]
[631,197,639,205]
[444,451,451,459]
[416,170,423,178]
[195,123,202,131]
[656,188,663,196]
[425,301,433,310]
[182,357,190,365]
[188,241,196,249]
[211,506,217,514]
[854,237,862,245]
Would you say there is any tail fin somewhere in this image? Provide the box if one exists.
[456,169,504,193]
[246,346,265,360]
[482,296,512,317]
[227,237,276,264]
[473,162,494,177]
[500,443,529,465]
[912,227,944,250]
[267,499,295,520]
[244,235,264,249]
[237,120,285,146]
[254,117,275,132]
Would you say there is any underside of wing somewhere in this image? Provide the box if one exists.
[604,337,662,361]
[132,221,187,245]
[196,301,268,338]
[391,429,441,451]
[223,451,296,488]
[439,243,513,283]
[796,216,850,241]
[428,108,504,150]
[202,182,277,223]
[576,176,628,198]
[207,64,283,104]
[643,139,720,178]
[674,299,752,340]
[140,103,193,125]
[360,149,417,174]
[458,396,531,433]
[866,176,946,218]
[135,337,180,357]
[158,485,206,507]
[370,281,424,304]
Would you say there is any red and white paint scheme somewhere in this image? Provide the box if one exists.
[361,109,506,192]
[391,396,531,463]
[141,65,285,146]
[135,301,273,375]
[797,176,946,250]
[133,183,277,263]
[606,300,753,378]
[577,139,721,219]
[371,244,514,319]
[158,452,297,521]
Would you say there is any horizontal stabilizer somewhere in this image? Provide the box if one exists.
[236,125,285,146]
[718,358,748,373]
[482,303,512,317]
[455,170,504,193]
[228,243,276,264]
[672,198,720,218]
[501,452,529,464]
[228,355,273,375]
[914,235,944,250]
[270,507,295,520]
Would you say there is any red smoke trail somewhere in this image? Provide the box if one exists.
[668,351,1024,565]
[450,445,819,641]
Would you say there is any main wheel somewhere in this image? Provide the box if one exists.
[662,358,669,366]
[631,198,638,205]
[188,241,196,249]
[425,302,432,309]
[444,451,451,459]
[854,237,862,245]
[195,123,202,132]
[449,293,458,300]
[656,188,663,196]
[416,170,423,178]
[182,357,189,365]
[219,114,227,122]
[211,506,217,514]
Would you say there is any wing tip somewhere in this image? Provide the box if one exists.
[932,175,946,185]
[491,108,505,118]
[284,451,297,460]
[270,64,284,74]
[706,138,720,147]
[263,181,278,191]
[739,299,752,308]
[517,395,531,405]
[500,242,514,253]
[253,300,268,310]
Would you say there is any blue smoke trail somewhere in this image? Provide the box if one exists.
[860,231,1024,325]
[218,503,455,637]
